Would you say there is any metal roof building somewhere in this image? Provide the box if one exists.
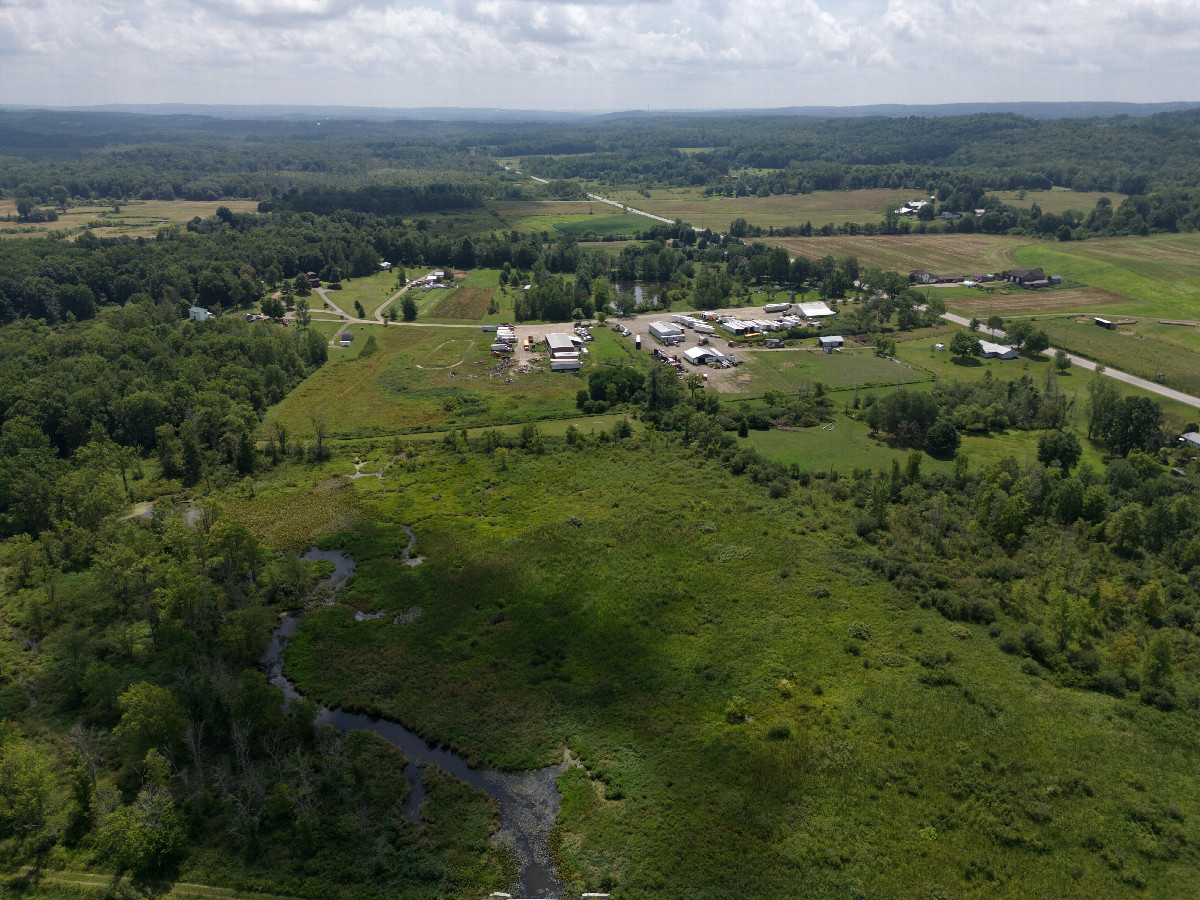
[798,301,835,317]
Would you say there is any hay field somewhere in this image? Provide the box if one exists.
[988,188,1127,215]
[764,233,1034,273]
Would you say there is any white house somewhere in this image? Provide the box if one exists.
[188,306,212,322]
[979,340,1018,359]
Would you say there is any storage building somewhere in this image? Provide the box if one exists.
[798,301,835,318]
[546,333,580,358]
[649,321,685,343]
[818,335,844,351]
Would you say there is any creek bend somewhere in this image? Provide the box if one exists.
[260,545,564,898]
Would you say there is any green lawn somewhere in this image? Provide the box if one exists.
[327,270,404,318]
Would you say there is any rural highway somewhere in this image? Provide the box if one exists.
[941,312,1200,408]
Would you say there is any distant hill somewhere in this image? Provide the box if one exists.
[3,101,1197,123]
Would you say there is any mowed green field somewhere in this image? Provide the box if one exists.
[267,324,618,439]
[1011,233,1200,320]
[764,233,1035,274]
[261,438,1200,899]
[727,346,931,396]
[596,187,916,230]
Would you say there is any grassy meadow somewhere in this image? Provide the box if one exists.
[988,188,1128,215]
[232,433,1200,900]
[266,324,607,440]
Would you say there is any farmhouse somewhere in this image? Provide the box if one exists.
[188,306,212,322]
[910,271,936,284]
[818,335,844,351]
[1004,268,1046,287]
[979,340,1018,359]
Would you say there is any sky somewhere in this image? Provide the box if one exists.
[1,0,1198,111]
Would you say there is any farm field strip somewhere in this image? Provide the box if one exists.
[763,233,1035,273]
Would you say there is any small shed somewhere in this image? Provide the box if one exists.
[818,335,844,351]
[188,306,212,322]
[1095,317,1116,330]
[339,331,355,347]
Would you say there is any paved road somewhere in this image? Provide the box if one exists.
[941,313,1200,408]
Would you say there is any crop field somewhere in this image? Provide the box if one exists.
[988,188,1127,215]
[262,437,1200,899]
[431,286,493,320]
[266,324,598,439]
[486,201,645,237]
[764,233,1035,273]
[598,187,915,230]
[1011,233,1200,319]
[1037,317,1200,397]
[0,198,260,238]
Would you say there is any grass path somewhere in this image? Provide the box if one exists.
[9,869,304,900]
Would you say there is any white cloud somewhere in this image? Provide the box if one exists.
[0,0,1198,108]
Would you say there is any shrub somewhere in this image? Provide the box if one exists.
[766,719,792,740]
[847,621,872,640]
[725,695,749,724]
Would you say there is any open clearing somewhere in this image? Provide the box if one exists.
[327,270,403,318]
[988,188,1127,215]
[266,324,607,439]
[764,233,1034,273]
[730,346,930,396]
[0,198,260,238]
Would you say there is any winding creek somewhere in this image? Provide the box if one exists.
[260,539,564,898]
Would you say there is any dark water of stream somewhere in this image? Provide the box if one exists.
[260,546,564,898]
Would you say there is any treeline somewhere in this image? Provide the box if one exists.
[0,507,511,897]
[0,111,499,204]
[509,110,1200,192]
